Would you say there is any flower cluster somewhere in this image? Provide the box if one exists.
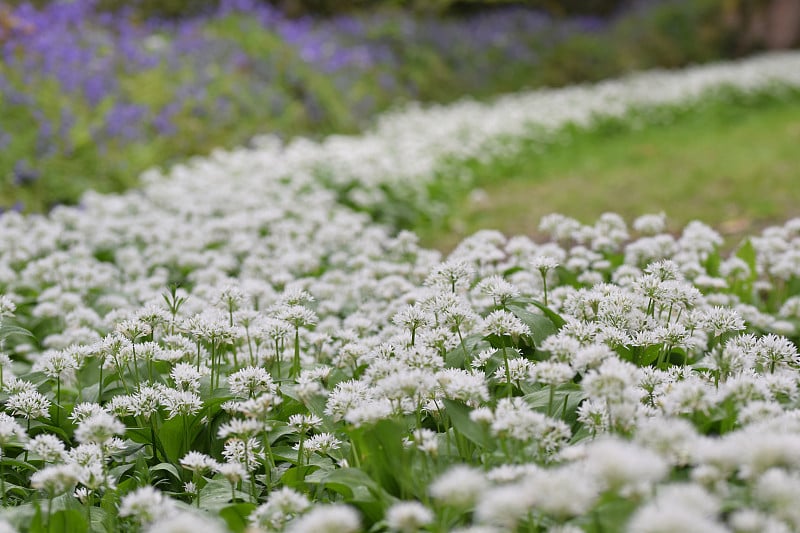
[3,52,800,531]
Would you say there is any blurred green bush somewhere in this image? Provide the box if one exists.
[3,0,630,18]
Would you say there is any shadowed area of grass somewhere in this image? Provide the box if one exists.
[418,90,800,252]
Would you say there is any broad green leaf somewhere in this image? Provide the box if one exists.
[509,298,566,329]
[524,383,585,421]
[48,509,89,533]
[355,419,410,498]
[443,399,492,449]
[0,324,35,340]
[220,503,257,533]
[151,462,183,481]
[200,478,250,511]
[640,344,662,366]
[315,467,382,502]
[507,304,558,347]
[736,238,757,276]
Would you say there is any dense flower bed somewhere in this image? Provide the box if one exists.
[3,53,800,532]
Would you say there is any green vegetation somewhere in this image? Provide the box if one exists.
[418,89,800,251]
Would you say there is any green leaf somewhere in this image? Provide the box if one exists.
[442,399,492,449]
[48,509,89,533]
[220,503,257,533]
[444,334,486,369]
[506,304,558,346]
[280,465,319,489]
[0,324,35,340]
[315,467,382,501]
[156,417,186,464]
[509,298,566,329]
[524,383,585,421]
[640,344,661,366]
[354,419,410,498]
[200,478,249,511]
[151,462,183,481]
[736,238,757,275]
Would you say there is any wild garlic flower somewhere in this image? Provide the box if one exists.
[218,418,261,439]
[180,451,219,474]
[429,465,487,508]
[477,276,520,308]
[222,437,262,470]
[385,501,433,533]
[30,463,81,495]
[6,390,51,420]
[26,433,66,463]
[144,511,228,533]
[288,413,323,433]
[74,412,125,444]
[250,487,311,531]
[0,295,16,318]
[33,349,78,382]
[169,363,206,393]
[119,486,175,525]
[160,389,203,419]
[285,504,360,533]
[425,260,474,292]
[115,319,152,342]
[481,310,529,339]
[215,461,247,484]
[228,366,275,398]
[0,412,27,447]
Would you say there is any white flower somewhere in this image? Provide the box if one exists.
[385,501,433,532]
[0,412,27,447]
[160,388,203,419]
[228,366,275,398]
[429,465,487,508]
[30,463,81,495]
[180,451,219,473]
[297,433,341,457]
[216,461,248,484]
[6,390,51,420]
[144,511,227,533]
[286,504,360,533]
[25,434,66,462]
[74,412,124,444]
[119,486,175,525]
[250,487,311,530]
[481,310,530,338]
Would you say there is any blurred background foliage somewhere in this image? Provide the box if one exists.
[4,0,637,17]
[1,0,798,213]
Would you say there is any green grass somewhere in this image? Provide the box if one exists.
[418,89,800,252]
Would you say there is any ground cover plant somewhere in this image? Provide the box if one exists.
[3,52,800,532]
[0,0,732,212]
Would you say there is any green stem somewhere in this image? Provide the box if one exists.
[194,471,200,508]
[1,451,6,506]
[183,416,189,455]
[297,433,305,465]
[540,270,549,307]
[150,418,159,463]
[456,325,468,367]
[98,362,104,402]
[502,345,511,398]
[131,344,141,386]
[55,377,61,427]
[292,327,300,377]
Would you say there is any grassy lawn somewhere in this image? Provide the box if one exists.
[418,90,800,252]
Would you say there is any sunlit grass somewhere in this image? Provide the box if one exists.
[419,90,800,252]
